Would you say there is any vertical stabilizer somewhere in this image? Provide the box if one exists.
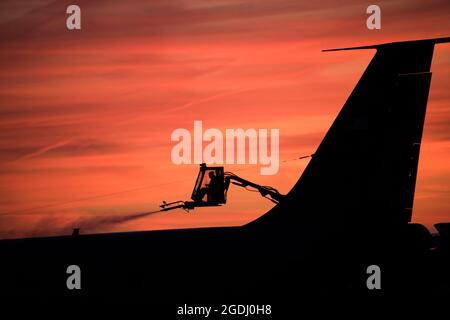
[251,38,449,235]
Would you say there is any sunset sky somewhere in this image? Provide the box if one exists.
[0,0,449,239]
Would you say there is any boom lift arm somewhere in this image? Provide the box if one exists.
[224,172,284,204]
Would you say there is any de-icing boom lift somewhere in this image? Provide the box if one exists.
[159,163,285,212]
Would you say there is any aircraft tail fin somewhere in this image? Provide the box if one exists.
[251,37,449,232]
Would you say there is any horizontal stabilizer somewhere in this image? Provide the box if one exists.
[323,37,450,52]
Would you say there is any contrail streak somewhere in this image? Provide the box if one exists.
[14,139,73,162]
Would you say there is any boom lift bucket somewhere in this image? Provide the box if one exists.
[191,163,228,205]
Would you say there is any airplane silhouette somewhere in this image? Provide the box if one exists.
[0,38,449,309]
